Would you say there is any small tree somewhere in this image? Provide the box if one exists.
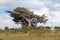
[4,26,9,34]
[4,26,9,31]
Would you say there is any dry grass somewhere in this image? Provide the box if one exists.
[0,32,60,40]
[0,27,60,40]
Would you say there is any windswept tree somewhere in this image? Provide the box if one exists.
[7,7,48,28]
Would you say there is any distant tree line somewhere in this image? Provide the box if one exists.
[0,26,60,34]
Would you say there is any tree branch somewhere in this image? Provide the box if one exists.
[7,11,31,27]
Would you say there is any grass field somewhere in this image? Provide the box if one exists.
[0,31,60,40]
[0,27,60,40]
[0,32,60,40]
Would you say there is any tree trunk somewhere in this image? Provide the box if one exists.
[21,24,28,33]
[23,17,31,27]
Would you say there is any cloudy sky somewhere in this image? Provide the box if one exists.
[0,0,60,29]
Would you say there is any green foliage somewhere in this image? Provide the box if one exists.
[14,7,32,16]
[7,7,48,28]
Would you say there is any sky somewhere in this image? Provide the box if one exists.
[0,0,60,29]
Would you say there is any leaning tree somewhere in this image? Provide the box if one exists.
[7,7,48,28]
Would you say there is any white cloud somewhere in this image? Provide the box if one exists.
[0,0,45,10]
[34,7,49,16]
[45,11,60,26]
[54,3,60,7]
[51,11,60,22]
[0,0,7,5]
[0,13,21,29]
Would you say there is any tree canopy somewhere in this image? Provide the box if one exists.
[7,7,48,27]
